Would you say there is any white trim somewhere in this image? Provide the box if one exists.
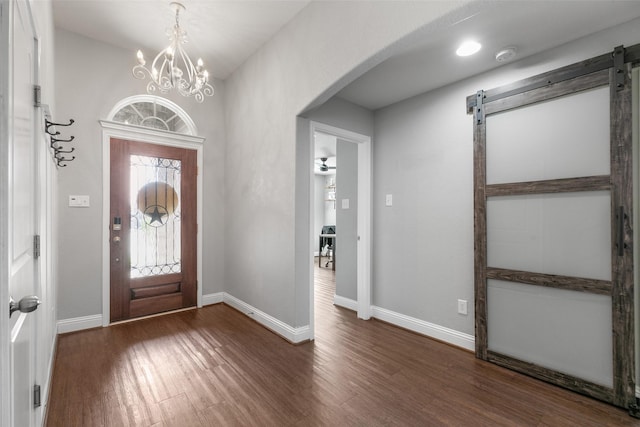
[223,293,311,343]
[100,120,205,327]
[0,2,13,425]
[100,120,204,146]
[309,121,373,333]
[333,294,358,311]
[106,95,198,136]
[38,333,57,424]
[202,292,224,306]
[371,306,475,351]
[57,314,103,334]
[54,293,313,344]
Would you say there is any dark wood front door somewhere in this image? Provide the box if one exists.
[110,138,197,321]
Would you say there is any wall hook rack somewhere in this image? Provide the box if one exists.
[44,118,76,167]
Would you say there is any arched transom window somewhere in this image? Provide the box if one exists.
[108,95,197,136]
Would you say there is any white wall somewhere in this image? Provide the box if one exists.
[314,174,336,255]
[224,1,473,331]
[54,29,226,321]
[372,18,640,340]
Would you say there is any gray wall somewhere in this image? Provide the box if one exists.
[335,139,358,301]
[314,175,326,254]
[372,18,640,338]
[224,2,465,328]
[54,29,226,320]
[305,97,375,137]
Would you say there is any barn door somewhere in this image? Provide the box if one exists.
[470,46,635,408]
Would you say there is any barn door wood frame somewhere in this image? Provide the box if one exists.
[467,44,640,411]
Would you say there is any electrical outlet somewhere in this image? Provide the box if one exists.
[457,299,468,315]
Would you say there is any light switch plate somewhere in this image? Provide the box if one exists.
[385,194,393,207]
[341,199,350,209]
[69,195,90,207]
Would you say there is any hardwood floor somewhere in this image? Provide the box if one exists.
[46,262,640,426]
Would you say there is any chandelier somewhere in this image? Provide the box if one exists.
[132,2,214,103]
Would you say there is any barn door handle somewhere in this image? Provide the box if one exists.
[9,296,40,318]
[617,206,625,257]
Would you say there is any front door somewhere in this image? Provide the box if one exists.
[110,138,197,321]
[2,1,41,426]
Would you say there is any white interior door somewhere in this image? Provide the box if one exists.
[2,1,40,426]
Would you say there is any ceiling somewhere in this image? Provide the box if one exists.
[337,1,640,110]
[314,132,336,175]
[52,1,640,111]
[52,0,310,80]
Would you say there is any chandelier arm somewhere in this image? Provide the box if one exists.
[175,47,201,95]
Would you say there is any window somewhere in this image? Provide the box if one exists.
[108,95,197,135]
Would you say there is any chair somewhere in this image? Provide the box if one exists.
[320,225,335,268]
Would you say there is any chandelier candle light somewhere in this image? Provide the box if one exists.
[133,2,214,103]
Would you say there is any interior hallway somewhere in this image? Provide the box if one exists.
[45,262,639,426]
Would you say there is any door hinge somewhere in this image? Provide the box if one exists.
[33,384,41,408]
[33,85,41,107]
[33,234,40,259]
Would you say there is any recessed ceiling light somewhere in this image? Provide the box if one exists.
[456,40,481,57]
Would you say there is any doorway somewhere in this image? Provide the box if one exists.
[309,121,371,339]
[110,138,197,321]
[100,98,204,325]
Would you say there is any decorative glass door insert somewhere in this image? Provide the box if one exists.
[130,155,182,278]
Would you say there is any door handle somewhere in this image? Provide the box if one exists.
[617,206,626,257]
[9,295,41,318]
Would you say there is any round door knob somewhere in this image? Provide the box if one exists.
[9,296,41,318]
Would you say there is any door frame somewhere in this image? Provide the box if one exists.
[308,121,372,339]
[1,0,11,422]
[100,120,204,325]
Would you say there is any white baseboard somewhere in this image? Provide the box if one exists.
[57,314,103,334]
[202,292,224,306]
[333,294,357,311]
[54,298,471,351]
[371,306,475,351]
[223,293,311,343]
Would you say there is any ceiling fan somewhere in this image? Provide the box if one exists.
[316,157,336,172]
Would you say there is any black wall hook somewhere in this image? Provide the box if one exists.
[45,118,74,136]
[44,117,76,167]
